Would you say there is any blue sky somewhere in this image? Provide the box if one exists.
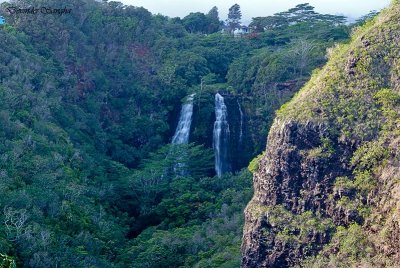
[121,0,391,23]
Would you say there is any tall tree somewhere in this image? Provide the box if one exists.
[226,4,242,33]
[182,12,208,33]
[288,39,315,76]
[250,16,288,32]
[250,3,346,32]
[206,6,220,33]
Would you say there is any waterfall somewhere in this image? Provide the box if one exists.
[172,94,195,144]
[213,93,230,177]
[170,94,195,176]
[237,99,244,145]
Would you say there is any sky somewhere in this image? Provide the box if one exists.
[121,0,391,23]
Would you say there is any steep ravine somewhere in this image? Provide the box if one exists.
[241,1,400,267]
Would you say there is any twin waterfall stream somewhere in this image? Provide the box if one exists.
[213,93,231,177]
[171,94,195,145]
[172,93,242,177]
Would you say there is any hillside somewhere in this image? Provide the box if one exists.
[241,1,400,267]
[0,0,369,267]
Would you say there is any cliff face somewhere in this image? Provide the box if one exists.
[241,121,356,267]
[241,2,400,267]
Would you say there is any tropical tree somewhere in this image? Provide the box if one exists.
[206,6,221,33]
[226,4,241,33]
[182,12,208,33]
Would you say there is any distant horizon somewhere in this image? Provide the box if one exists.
[121,0,391,24]
[0,0,391,24]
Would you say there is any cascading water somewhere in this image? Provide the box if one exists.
[237,99,244,145]
[213,93,231,177]
[172,94,195,144]
[170,94,195,175]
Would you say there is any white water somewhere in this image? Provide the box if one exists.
[237,99,244,144]
[172,94,195,144]
[213,93,230,177]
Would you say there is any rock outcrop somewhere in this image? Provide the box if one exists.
[241,1,400,267]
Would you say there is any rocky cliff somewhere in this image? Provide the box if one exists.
[241,1,400,267]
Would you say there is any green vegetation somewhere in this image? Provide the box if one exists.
[249,204,335,255]
[248,154,263,173]
[117,170,252,267]
[0,254,15,268]
[250,1,400,267]
[0,0,368,266]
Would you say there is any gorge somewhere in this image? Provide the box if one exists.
[0,0,395,266]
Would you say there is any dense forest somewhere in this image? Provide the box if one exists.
[0,0,382,267]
